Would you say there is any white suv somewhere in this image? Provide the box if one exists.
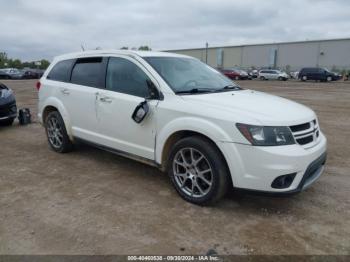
[259,70,289,81]
[38,50,327,205]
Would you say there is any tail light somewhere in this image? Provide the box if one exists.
[36,81,41,90]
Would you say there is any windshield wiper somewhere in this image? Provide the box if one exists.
[216,85,242,92]
[175,88,215,95]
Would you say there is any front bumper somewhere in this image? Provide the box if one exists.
[0,101,17,121]
[219,132,327,193]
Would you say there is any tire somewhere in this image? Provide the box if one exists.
[302,75,307,81]
[235,76,240,80]
[278,76,283,81]
[0,118,15,126]
[260,76,265,80]
[45,111,73,153]
[326,76,332,82]
[167,136,230,205]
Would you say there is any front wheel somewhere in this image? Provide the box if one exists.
[167,136,230,205]
[45,111,73,153]
[326,76,332,82]
[260,76,265,80]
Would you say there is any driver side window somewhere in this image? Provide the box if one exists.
[106,57,150,98]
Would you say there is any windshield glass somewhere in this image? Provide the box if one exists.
[144,57,241,94]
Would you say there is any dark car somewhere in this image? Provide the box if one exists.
[0,82,17,126]
[0,70,12,79]
[21,69,40,79]
[220,68,251,80]
[299,67,341,82]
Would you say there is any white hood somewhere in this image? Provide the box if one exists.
[181,90,315,126]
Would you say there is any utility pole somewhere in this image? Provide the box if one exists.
[205,42,209,64]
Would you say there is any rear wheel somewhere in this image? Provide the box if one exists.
[260,76,266,80]
[45,111,73,153]
[302,75,307,81]
[235,76,240,80]
[167,136,229,205]
[326,76,332,82]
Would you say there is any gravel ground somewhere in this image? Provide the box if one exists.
[0,79,349,255]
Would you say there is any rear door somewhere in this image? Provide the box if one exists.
[64,57,107,141]
[95,56,159,160]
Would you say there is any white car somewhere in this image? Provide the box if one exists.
[37,50,327,205]
[259,70,289,81]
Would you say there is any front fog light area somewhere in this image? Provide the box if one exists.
[271,173,297,189]
[236,124,295,146]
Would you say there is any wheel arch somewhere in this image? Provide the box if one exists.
[156,117,234,181]
[41,97,73,138]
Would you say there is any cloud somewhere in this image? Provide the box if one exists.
[0,0,349,61]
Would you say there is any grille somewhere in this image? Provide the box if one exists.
[290,120,319,146]
[0,102,17,118]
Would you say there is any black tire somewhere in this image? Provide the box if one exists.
[167,136,230,205]
[0,118,15,126]
[260,76,265,80]
[235,76,240,80]
[45,111,73,153]
[301,75,307,81]
[278,76,283,81]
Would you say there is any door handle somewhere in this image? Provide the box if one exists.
[99,96,113,103]
[61,88,70,95]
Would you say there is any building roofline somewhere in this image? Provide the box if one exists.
[165,37,350,52]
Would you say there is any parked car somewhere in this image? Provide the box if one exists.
[298,68,341,82]
[259,70,289,81]
[0,82,17,126]
[247,69,259,79]
[0,70,12,79]
[21,69,41,79]
[290,71,299,79]
[0,68,23,79]
[220,68,251,80]
[38,50,327,205]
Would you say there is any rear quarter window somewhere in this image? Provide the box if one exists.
[47,59,75,82]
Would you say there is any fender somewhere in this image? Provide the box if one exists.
[155,116,233,164]
[41,96,73,139]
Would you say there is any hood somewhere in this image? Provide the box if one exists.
[181,89,315,126]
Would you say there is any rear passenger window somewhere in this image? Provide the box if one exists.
[106,57,150,98]
[71,57,104,88]
[47,59,75,82]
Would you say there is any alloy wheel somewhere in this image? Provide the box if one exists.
[46,116,64,149]
[173,147,213,198]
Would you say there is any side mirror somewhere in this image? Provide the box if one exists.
[146,80,163,100]
[132,100,149,124]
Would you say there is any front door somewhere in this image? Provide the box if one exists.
[96,56,158,160]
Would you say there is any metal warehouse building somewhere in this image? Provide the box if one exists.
[167,38,350,71]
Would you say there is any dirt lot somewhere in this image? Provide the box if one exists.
[0,79,349,255]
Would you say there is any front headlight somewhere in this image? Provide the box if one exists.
[236,123,295,146]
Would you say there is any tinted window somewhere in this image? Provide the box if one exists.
[106,57,150,98]
[260,71,267,73]
[47,59,74,82]
[71,57,104,88]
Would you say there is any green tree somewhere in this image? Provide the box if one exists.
[120,47,129,50]
[138,46,152,51]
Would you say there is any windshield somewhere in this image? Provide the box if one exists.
[144,57,241,94]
